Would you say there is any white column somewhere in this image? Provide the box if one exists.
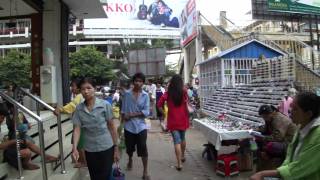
[42,0,63,104]
[221,59,225,87]
[231,58,236,87]
[183,48,190,84]
[195,11,202,64]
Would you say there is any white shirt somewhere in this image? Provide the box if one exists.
[146,84,156,99]
[293,117,320,160]
[113,92,120,102]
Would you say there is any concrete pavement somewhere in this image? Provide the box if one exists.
[78,120,254,180]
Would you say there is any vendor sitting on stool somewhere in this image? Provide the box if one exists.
[255,105,297,171]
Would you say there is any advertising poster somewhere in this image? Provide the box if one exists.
[85,0,188,30]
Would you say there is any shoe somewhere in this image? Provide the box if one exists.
[181,157,186,163]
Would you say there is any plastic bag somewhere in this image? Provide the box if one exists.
[110,164,125,180]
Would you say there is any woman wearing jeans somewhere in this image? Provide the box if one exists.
[157,75,189,171]
[72,77,120,180]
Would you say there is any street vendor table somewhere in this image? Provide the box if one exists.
[193,118,253,150]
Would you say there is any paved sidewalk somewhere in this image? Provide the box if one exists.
[78,120,254,180]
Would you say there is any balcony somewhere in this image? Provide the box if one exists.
[0,27,30,38]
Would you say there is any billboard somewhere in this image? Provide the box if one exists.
[179,0,198,47]
[268,0,320,15]
[128,48,166,76]
[86,0,187,30]
[252,0,319,23]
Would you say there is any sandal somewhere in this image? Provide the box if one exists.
[45,156,58,163]
[23,163,40,170]
[126,162,133,171]
[142,175,151,180]
[175,166,182,171]
[74,162,87,168]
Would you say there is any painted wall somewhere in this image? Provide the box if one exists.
[221,41,282,59]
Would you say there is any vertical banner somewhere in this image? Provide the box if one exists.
[179,0,197,47]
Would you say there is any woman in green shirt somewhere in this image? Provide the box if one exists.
[250,92,320,180]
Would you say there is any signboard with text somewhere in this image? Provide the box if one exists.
[268,0,320,15]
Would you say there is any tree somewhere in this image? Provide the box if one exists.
[69,46,114,84]
[0,50,31,87]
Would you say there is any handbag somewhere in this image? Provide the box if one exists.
[110,163,125,180]
[187,102,195,114]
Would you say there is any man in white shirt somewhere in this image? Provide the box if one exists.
[146,79,157,119]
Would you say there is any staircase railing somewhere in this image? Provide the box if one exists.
[199,13,234,50]
[0,91,48,180]
[294,59,320,91]
[17,87,66,174]
[282,32,320,71]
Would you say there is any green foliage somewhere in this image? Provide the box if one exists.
[0,50,31,87]
[152,39,174,49]
[69,46,114,84]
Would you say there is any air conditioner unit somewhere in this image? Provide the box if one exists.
[40,65,57,104]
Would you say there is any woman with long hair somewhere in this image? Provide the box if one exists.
[250,92,320,180]
[157,74,189,171]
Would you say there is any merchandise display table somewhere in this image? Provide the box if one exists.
[193,118,259,150]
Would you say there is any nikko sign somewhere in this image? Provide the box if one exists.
[268,0,320,15]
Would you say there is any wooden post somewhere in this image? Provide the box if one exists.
[31,13,43,96]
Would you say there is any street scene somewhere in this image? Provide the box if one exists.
[0,0,320,180]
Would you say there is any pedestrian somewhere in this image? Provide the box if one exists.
[278,87,296,118]
[121,72,151,180]
[250,92,320,180]
[255,105,297,170]
[70,80,79,100]
[146,79,156,119]
[157,75,189,171]
[53,78,87,168]
[155,80,165,130]
[72,77,120,180]
[0,103,58,170]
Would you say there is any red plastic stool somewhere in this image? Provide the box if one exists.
[216,154,239,176]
